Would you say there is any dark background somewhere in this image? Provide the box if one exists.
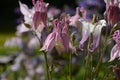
[0,0,77,33]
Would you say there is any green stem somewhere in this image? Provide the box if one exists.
[93,24,116,76]
[93,43,107,74]
[84,54,89,80]
[49,71,52,80]
[69,52,72,80]
[84,53,93,80]
[90,54,93,80]
[44,52,50,80]
[84,35,93,80]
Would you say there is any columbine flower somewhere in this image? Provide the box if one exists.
[79,19,106,52]
[40,19,62,52]
[69,7,87,28]
[89,20,107,52]
[40,19,76,53]
[32,0,49,31]
[109,30,120,61]
[104,0,120,25]
[19,0,49,33]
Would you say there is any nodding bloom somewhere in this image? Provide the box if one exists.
[104,0,120,26]
[79,19,106,52]
[19,1,34,28]
[19,0,49,31]
[32,0,49,31]
[40,19,62,52]
[69,7,87,28]
[40,19,76,53]
[109,30,120,61]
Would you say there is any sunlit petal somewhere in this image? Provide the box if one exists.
[40,32,56,52]
[89,20,106,52]
[109,44,120,61]
[19,1,32,16]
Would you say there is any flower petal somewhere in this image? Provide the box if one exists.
[55,33,64,53]
[79,19,94,51]
[19,1,31,16]
[69,7,85,28]
[40,32,56,52]
[60,33,70,52]
[109,44,120,61]
[89,20,106,52]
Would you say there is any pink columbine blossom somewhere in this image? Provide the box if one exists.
[40,19,63,52]
[104,0,120,25]
[69,7,87,28]
[109,30,120,61]
[40,19,68,52]
[79,19,106,52]
[40,19,76,53]
[32,0,49,31]
[19,0,49,32]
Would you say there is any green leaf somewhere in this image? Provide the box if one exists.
[23,23,32,29]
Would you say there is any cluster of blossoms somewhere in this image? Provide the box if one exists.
[2,0,120,79]
[18,0,120,60]
[20,0,106,52]
[7,0,120,61]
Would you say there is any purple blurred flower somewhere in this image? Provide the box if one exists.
[78,0,105,19]
[109,30,120,61]
[79,19,106,52]
[4,37,23,48]
[104,0,120,25]
[47,7,61,19]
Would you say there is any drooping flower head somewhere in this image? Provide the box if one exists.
[19,0,49,31]
[60,17,70,52]
[79,19,94,51]
[109,30,120,61]
[69,7,87,28]
[47,7,61,19]
[104,0,120,26]
[32,0,49,31]
[40,19,61,52]
[79,19,106,52]
[89,20,107,52]
[40,18,76,53]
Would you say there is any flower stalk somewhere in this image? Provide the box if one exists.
[44,52,50,80]
[69,52,72,80]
